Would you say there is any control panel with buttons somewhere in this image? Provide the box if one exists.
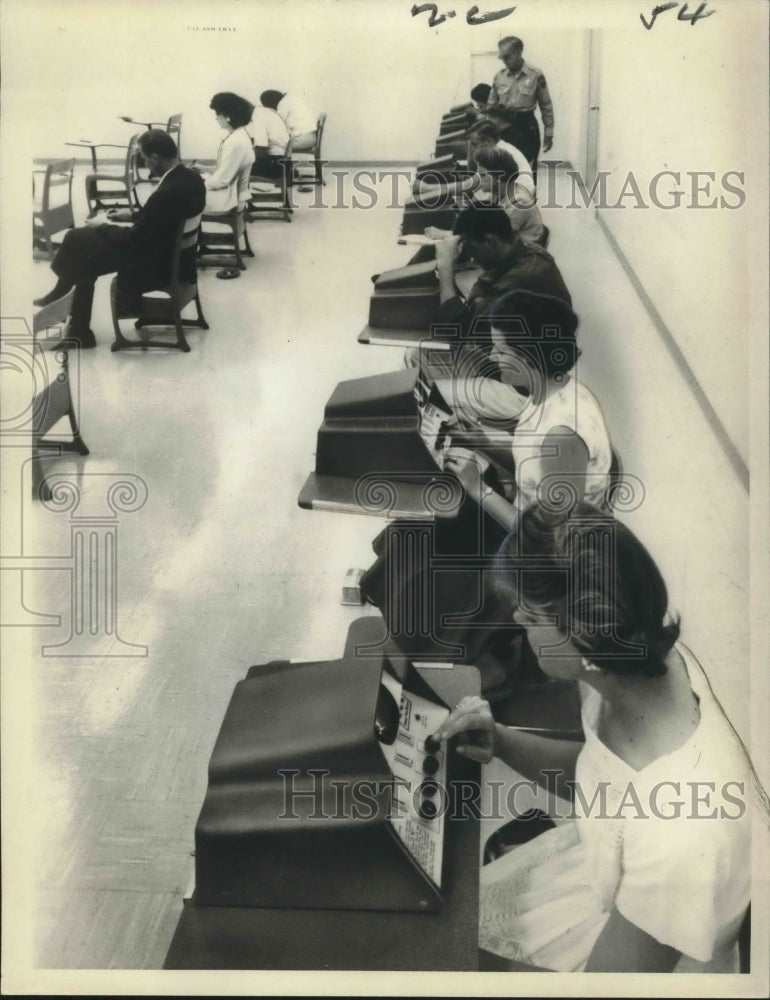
[377,672,449,888]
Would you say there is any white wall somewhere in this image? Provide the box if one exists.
[594,11,767,466]
[19,1,588,168]
[14,0,471,165]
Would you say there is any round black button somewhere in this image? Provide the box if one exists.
[420,781,439,798]
[418,799,438,820]
[423,755,439,776]
[424,735,441,753]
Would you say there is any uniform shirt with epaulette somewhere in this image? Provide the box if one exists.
[488,61,554,139]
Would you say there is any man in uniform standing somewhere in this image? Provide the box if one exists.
[487,36,554,180]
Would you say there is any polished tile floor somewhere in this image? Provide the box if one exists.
[10,164,752,969]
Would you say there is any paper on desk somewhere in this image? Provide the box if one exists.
[397,234,439,246]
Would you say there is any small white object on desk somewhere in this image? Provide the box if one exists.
[85,210,133,227]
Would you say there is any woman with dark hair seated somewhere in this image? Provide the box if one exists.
[433,502,763,972]
[201,92,256,212]
[360,290,613,682]
[434,286,613,527]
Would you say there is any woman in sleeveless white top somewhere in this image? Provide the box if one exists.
[510,377,611,509]
[431,504,764,973]
[439,289,613,529]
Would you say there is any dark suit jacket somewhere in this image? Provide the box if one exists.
[96,164,206,292]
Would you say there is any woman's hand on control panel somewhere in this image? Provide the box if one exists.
[431,695,498,764]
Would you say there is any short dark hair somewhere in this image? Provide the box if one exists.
[489,289,579,378]
[260,89,285,110]
[470,83,492,103]
[453,203,515,243]
[209,92,255,128]
[138,129,177,160]
[468,118,499,139]
[473,146,519,185]
[499,35,523,52]
[495,503,681,677]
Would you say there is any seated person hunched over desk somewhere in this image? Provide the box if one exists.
[260,88,317,153]
[249,100,291,181]
[403,204,569,425]
[416,147,544,248]
[34,130,206,348]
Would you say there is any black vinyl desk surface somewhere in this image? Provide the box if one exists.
[164,660,481,972]
[359,266,480,347]
[297,471,464,519]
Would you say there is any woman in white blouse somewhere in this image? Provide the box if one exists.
[360,290,612,680]
[433,502,762,972]
[434,288,613,529]
[200,93,256,213]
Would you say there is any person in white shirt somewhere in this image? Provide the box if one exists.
[434,502,763,973]
[248,102,291,181]
[200,93,256,212]
[260,89,317,152]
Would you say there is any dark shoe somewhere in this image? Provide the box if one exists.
[66,329,97,349]
[39,329,96,351]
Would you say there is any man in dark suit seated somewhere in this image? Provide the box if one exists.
[34,130,206,348]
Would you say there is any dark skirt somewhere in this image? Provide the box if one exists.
[360,494,539,682]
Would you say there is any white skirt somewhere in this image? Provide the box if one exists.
[479,820,610,971]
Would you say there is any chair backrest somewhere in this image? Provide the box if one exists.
[38,158,75,214]
[236,158,254,203]
[125,133,143,188]
[33,288,75,337]
[604,447,624,510]
[171,212,203,287]
[166,114,183,158]
[314,112,327,156]
[34,159,76,243]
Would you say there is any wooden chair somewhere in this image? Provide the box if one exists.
[605,448,624,510]
[247,145,294,223]
[198,203,255,269]
[165,114,183,159]
[68,133,142,216]
[290,112,327,187]
[119,112,183,159]
[33,158,75,260]
[31,291,90,500]
[110,212,208,353]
